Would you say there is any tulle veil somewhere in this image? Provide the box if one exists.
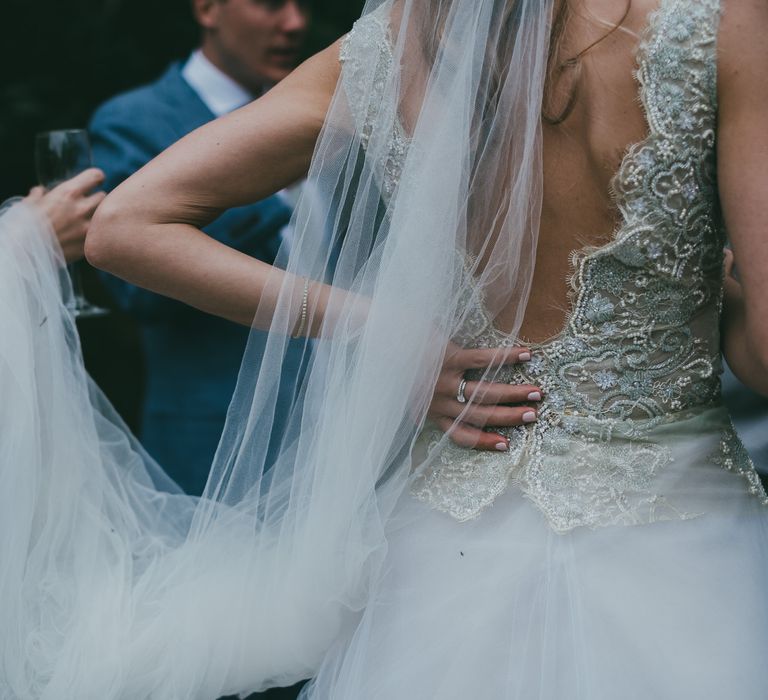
[0,0,555,696]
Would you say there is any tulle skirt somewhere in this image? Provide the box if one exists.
[2,201,766,699]
[306,453,768,700]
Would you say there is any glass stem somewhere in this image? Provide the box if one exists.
[67,263,88,307]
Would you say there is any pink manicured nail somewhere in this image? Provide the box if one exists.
[522,411,537,423]
[518,351,532,362]
[527,391,541,401]
[495,442,509,452]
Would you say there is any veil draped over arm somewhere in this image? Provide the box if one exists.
[0,1,553,697]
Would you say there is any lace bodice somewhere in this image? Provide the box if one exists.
[340,0,767,532]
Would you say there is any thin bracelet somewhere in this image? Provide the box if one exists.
[292,278,310,338]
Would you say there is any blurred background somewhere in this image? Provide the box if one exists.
[1,0,365,433]
[1,0,365,201]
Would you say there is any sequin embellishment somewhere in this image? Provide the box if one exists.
[340,0,767,532]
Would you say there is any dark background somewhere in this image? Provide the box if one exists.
[1,0,366,201]
[1,0,365,432]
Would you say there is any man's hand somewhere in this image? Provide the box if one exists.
[26,168,106,264]
[430,342,541,451]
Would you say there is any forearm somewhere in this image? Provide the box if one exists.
[88,205,288,328]
[99,270,192,320]
[97,206,288,322]
[721,280,768,397]
[87,200,360,335]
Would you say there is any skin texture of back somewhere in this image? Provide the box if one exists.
[523,0,658,342]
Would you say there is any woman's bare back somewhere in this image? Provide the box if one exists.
[521,0,661,342]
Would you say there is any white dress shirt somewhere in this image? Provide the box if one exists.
[181,49,254,117]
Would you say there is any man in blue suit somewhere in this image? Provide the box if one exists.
[89,0,312,497]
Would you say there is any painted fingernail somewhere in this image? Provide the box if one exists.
[495,441,509,452]
[522,411,537,423]
[527,391,541,401]
[519,351,532,362]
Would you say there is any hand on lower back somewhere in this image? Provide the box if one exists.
[429,343,542,452]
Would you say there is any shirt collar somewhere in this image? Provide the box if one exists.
[181,49,256,117]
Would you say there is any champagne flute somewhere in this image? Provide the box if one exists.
[35,129,109,319]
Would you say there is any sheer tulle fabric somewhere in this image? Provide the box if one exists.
[1,2,556,696]
[312,469,768,699]
[2,0,767,698]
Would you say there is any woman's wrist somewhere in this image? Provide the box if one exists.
[291,278,311,338]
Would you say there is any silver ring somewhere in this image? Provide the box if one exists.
[456,378,468,404]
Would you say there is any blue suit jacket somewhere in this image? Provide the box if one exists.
[89,62,299,495]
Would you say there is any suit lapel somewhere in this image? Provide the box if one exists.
[155,62,217,134]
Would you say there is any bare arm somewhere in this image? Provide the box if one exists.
[86,36,542,445]
[717,0,768,396]
[86,41,343,328]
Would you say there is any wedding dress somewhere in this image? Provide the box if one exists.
[1,0,767,698]
[310,2,768,697]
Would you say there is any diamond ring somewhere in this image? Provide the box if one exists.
[456,378,468,404]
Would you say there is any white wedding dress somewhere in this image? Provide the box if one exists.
[308,2,768,697]
[1,0,767,698]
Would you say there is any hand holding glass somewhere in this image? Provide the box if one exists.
[35,129,109,318]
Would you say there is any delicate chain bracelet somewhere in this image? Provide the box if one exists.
[292,278,310,338]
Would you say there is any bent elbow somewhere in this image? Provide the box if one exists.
[84,195,128,274]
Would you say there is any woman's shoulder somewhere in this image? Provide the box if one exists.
[339,3,394,70]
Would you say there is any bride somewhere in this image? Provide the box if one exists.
[2,0,768,697]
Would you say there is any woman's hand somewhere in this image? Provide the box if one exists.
[430,342,541,451]
[25,168,106,264]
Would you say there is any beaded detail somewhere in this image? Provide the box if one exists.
[339,6,409,200]
[711,425,768,504]
[340,0,768,531]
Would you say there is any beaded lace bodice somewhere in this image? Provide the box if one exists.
[340,0,767,532]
